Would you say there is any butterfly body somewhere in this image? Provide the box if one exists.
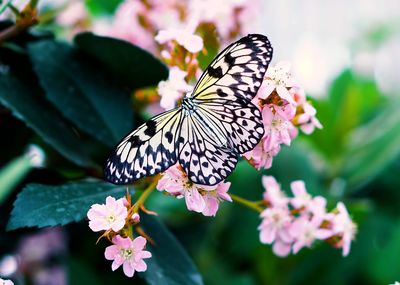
[105,34,273,186]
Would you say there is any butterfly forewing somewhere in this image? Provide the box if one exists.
[193,34,272,102]
[105,34,273,186]
[105,109,183,184]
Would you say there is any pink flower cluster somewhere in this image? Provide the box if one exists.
[244,62,322,170]
[157,164,232,216]
[87,196,151,277]
[91,0,263,113]
[93,0,259,52]
[258,176,356,257]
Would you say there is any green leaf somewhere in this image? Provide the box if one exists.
[0,48,94,167]
[74,32,168,90]
[84,0,122,15]
[140,214,204,285]
[28,40,134,146]
[309,70,384,161]
[7,180,128,230]
[343,99,400,189]
[0,155,32,205]
[365,216,400,283]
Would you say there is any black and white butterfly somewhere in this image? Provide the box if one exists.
[105,34,273,186]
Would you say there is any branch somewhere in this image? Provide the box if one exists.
[0,1,39,45]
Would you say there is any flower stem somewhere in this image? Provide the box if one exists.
[0,0,39,44]
[131,179,158,213]
[230,193,264,213]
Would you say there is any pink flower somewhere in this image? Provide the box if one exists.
[105,235,151,277]
[332,202,357,256]
[202,182,232,216]
[131,213,140,223]
[0,255,17,276]
[289,87,322,134]
[290,180,312,210]
[188,0,246,38]
[243,143,280,170]
[262,176,288,208]
[56,1,87,26]
[158,67,192,110]
[272,239,292,257]
[298,102,323,134]
[156,164,189,196]
[184,187,206,212]
[87,196,128,232]
[307,196,330,224]
[94,1,155,52]
[25,144,45,167]
[290,86,306,106]
[258,207,293,246]
[0,278,14,285]
[289,217,333,254]
[155,20,204,53]
[261,61,297,104]
[258,176,293,257]
[262,107,295,150]
[157,164,231,216]
[274,103,296,121]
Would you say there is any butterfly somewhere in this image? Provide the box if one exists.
[105,34,273,186]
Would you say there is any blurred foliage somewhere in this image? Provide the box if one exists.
[1,0,400,284]
[84,0,123,16]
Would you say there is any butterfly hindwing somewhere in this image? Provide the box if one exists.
[178,114,238,185]
[194,98,265,154]
[105,109,183,184]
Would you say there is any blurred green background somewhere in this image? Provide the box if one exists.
[1,0,400,284]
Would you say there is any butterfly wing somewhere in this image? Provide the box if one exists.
[193,34,272,102]
[178,113,238,185]
[194,98,265,154]
[105,108,183,184]
[191,33,272,154]
[176,34,273,185]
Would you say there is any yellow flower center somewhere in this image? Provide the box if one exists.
[106,214,116,223]
[121,248,133,259]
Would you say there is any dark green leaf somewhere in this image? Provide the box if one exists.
[0,48,94,167]
[140,214,204,285]
[67,257,104,285]
[366,216,400,283]
[74,32,168,90]
[28,40,134,146]
[7,180,128,230]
